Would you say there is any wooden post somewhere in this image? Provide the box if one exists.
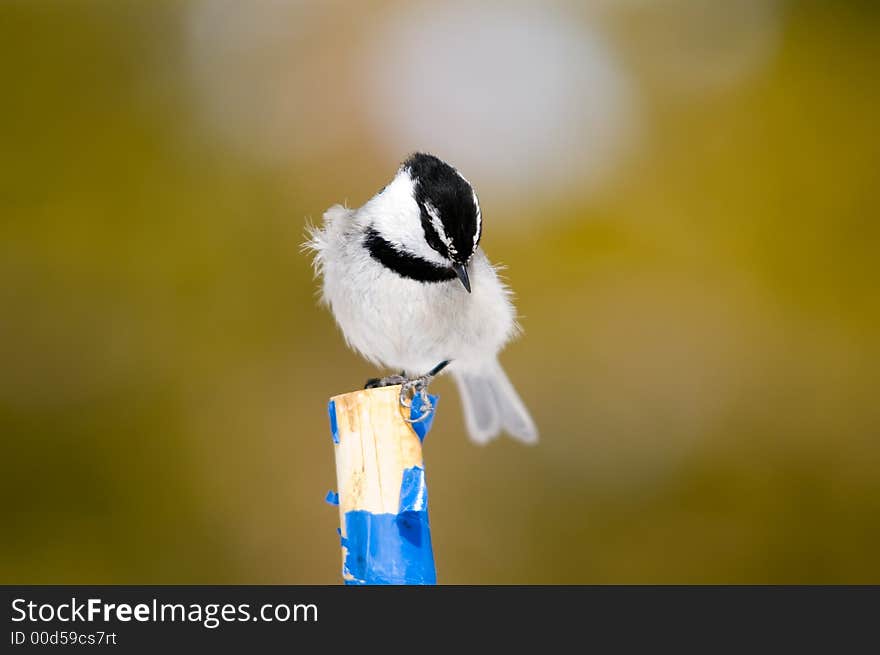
[325,385,439,585]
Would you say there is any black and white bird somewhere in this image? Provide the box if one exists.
[306,153,537,444]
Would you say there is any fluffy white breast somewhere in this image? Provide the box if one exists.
[309,205,518,374]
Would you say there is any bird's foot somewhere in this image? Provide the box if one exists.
[364,361,451,423]
[398,361,450,424]
[364,374,407,389]
[363,374,432,423]
[399,375,435,424]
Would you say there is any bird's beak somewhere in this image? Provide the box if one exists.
[453,263,471,293]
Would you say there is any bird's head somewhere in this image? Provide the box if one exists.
[361,153,482,292]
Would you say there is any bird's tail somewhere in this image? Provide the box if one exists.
[451,359,538,445]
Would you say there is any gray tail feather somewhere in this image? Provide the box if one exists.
[451,359,538,445]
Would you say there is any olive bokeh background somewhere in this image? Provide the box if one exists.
[2,1,878,583]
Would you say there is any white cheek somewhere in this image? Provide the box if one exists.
[357,169,449,267]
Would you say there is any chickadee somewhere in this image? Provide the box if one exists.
[306,153,537,444]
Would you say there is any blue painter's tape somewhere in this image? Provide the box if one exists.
[410,394,439,442]
[325,490,339,506]
[328,400,339,444]
[341,510,436,585]
[399,466,427,513]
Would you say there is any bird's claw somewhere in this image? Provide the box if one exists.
[399,375,434,424]
[364,374,407,389]
[363,374,432,423]
[366,360,450,423]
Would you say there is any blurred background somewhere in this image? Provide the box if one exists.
[2,0,878,583]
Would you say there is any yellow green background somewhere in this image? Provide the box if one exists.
[2,1,878,583]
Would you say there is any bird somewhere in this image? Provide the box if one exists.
[305,152,537,445]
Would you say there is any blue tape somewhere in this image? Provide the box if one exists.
[399,466,427,513]
[325,490,339,506]
[410,394,439,442]
[328,400,339,444]
[341,509,435,585]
